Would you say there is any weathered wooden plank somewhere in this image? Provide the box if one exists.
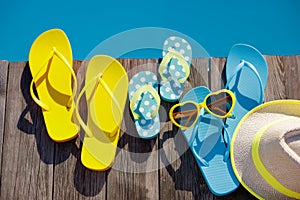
[264,56,286,101]
[210,57,226,91]
[53,138,106,199]
[1,56,299,200]
[1,62,54,199]
[107,59,159,200]
[159,58,212,200]
[0,60,8,179]
[188,58,209,89]
[282,55,300,99]
[53,60,106,200]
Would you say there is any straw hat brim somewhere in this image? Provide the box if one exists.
[230,100,300,199]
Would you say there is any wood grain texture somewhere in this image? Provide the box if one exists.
[0,60,8,178]
[0,57,299,200]
[210,57,226,91]
[264,56,286,101]
[264,55,300,100]
[159,58,213,200]
[282,55,300,99]
[107,59,159,200]
[189,58,209,88]
[53,60,106,200]
[1,62,54,199]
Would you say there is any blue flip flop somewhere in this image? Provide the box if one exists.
[128,71,161,139]
[158,36,192,102]
[224,44,268,141]
[179,86,239,196]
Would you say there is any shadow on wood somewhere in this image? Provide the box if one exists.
[73,142,106,196]
[159,124,213,199]
[17,63,58,164]
[117,98,158,163]
[158,99,212,199]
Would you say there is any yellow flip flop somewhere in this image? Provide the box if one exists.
[75,55,128,171]
[28,28,79,142]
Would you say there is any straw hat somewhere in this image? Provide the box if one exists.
[230,100,300,199]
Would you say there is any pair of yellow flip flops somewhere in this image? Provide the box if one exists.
[29,29,128,171]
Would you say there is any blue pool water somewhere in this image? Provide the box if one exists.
[0,0,299,61]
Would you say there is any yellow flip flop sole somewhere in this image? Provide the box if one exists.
[75,55,128,170]
[28,29,79,142]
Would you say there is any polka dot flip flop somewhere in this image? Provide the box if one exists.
[158,36,192,102]
[128,71,160,139]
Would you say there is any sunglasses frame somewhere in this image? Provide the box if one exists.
[169,89,236,130]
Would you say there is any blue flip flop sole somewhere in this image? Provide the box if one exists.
[180,86,239,196]
[225,44,268,140]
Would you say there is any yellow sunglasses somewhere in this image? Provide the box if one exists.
[169,89,236,130]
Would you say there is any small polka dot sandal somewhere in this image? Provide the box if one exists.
[158,36,192,102]
[128,71,160,139]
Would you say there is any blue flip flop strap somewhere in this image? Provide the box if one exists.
[222,104,236,161]
[159,50,190,83]
[200,110,231,162]
[130,85,160,120]
[75,72,121,138]
[189,124,209,167]
[225,60,264,104]
[222,126,231,161]
[191,145,209,167]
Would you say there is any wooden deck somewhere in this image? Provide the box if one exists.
[0,56,299,199]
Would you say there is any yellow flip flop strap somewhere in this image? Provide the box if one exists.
[158,50,190,83]
[30,47,77,111]
[75,73,121,138]
[130,85,160,120]
[53,47,77,110]
[252,117,300,199]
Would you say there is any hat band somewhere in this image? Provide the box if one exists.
[251,117,300,199]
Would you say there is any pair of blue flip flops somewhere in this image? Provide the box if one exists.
[128,36,192,139]
[179,44,268,196]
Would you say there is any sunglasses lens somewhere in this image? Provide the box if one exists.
[206,92,232,117]
[172,103,198,128]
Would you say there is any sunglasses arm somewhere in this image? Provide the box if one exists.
[209,105,227,115]
[206,96,231,108]
[172,109,198,128]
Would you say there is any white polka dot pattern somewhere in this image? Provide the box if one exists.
[128,71,160,139]
[160,36,192,102]
[162,36,192,64]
